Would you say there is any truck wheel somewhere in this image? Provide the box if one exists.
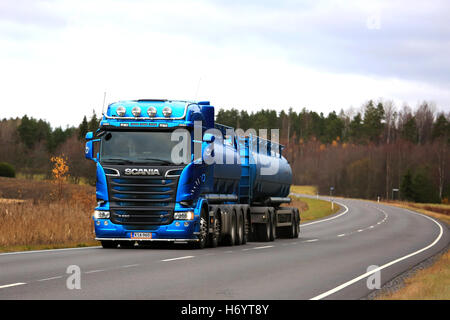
[224,209,236,246]
[288,208,296,238]
[101,240,117,248]
[235,209,244,246]
[208,209,220,248]
[192,210,208,249]
[294,208,300,238]
[241,210,248,245]
[256,222,270,242]
[256,209,271,242]
[269,209,276,241]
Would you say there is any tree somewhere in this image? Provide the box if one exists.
[401,117,418,143]
[349,113,364,143]
[411,168,440,203]
[88,110,99,132]
[400,169,415,201]
[78,116,89,140]
[363,100,385,143]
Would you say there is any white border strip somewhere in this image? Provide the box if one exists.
[310,206,445,300]
[0,282,26,289]
[301,201,349,227]
[0,246,101,257]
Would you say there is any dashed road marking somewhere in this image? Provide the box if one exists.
[161,256,194,262]
[37,276,62,282]
[253,245,274,250]
[85,269,105,274]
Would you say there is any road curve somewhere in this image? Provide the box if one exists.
[0,196,448,300]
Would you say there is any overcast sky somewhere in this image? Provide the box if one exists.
[1,0,449,128]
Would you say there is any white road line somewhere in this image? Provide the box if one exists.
[337,234,346,237]
[300,201,349,227]
[85,269,104,274]
[0,246,101,257]
[357,229,363,232]
[37,276,63,282]
[253,245,274,250]
[0,282,26,289]
[303,239,319,243]
[120,264,139,268]
[310,207,445,300]
[161,255,194,262]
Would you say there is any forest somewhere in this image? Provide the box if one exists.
[0,99,449,203]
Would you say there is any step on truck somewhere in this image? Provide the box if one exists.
[85,99,300,249]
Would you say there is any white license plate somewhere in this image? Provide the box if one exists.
[130,232,153,239]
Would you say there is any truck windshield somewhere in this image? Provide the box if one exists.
[100,131,189,165]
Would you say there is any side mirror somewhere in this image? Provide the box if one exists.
[85,131,94,141]
[85,140,94,161]
[85,132,100,162]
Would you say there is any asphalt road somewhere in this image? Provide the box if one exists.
[0,196,448,300]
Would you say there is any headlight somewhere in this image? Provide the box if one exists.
[116,106,126,117]
[174,211,194,220]
[147,106,157,117]
[94,210,110,219]
[131,106,141,117]
[162,106,172,117]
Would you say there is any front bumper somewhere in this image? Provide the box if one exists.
[93,217,200,242]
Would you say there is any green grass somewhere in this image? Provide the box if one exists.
[290,185,318,196]
[289,195,341,222]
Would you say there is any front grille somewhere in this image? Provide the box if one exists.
[106,168,181,225]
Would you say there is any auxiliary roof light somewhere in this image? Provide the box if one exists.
[116,106,126,117]
[162,106,172,117]
[147,106,157,117]
[131,106,141,117]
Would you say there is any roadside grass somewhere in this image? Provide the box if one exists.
[383,201,450,225]
[0,176,97,253]
[377,250,450,300]
[372,201,449,300]
[290,185,318,196]
[288,194,341,222]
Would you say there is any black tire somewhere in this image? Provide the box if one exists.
[208,209,220,248]
[242,210,248,245]
[269,209,276,241]
[101,240,117,248]
[235,209,244,246]
[294,208,300,238]
[256,209,271,242]
[288,208,296,238]
[224,209,236,246]
[192,209,208,249]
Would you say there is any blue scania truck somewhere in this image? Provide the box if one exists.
[85,99,299,249]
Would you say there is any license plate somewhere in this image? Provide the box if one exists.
[130,232,153,239]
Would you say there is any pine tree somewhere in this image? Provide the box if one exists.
[78,116,89,140]
[400,169,415,201]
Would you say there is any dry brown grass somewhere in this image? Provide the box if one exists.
[0,177,96,251]
[378,250,450,300]
[382,201,450,226]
